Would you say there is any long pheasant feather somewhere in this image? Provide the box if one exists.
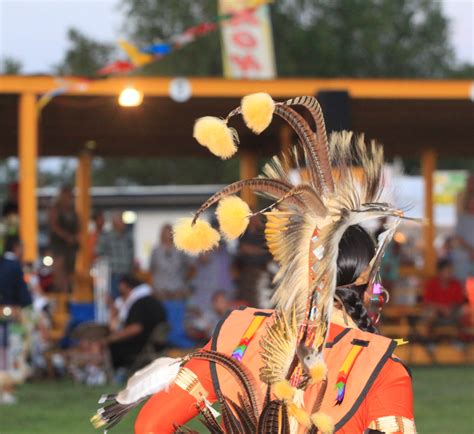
[192,178,307,224]
[227,397,257,433]
[197,404,225,434]
[187,350,262,419]
[218,391,243,434]
[283,96,334,194]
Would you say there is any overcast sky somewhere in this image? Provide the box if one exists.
[0,0,472,74]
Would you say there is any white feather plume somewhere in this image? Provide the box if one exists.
[116,357,181,405]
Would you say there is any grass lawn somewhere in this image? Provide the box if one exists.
[0,366,473,434]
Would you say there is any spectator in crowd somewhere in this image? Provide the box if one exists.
[189,235,235,314]
[212,289,235,318]
[0,235,31,404]
[1,183,20,256]
[97,213,134,299]
[440,235,455,262]
[149,224,191,300]
[452,174,474,283]
[27,271,53,375]
[49,186,79,293]
[423,259,466,334]
[236,215,271,307]
[0,236,32,307]
[88,209,105,261]
[185,290,236,344]
[105,274,167,371]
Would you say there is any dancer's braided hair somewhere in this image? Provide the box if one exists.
[335,225,377,333]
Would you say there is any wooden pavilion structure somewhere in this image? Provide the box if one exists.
[0,76,473,300]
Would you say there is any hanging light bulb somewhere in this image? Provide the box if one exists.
[118,87,143,107]
[122,210,137,224]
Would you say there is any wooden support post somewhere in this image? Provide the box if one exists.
[18,93,38,263]
[74,150,93,301]
[421,149,437,277]
[240,150,257,209]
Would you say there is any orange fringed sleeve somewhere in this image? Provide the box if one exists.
[135,343,216,434]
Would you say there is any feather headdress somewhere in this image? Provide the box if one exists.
[174,93,411,388]
[93,94,414,434]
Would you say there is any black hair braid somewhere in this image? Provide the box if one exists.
[335,287,377,333]
[336,225,377,333]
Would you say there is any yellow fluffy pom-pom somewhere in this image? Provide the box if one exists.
[288,404,311,428]
[173,218,220,255]
[216,196,251,240]
[193,116,238,159]
[273,380,295,402]
[241,92,275,134]
[311,412,335,434]
[309,360,328,383]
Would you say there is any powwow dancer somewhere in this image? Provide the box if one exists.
[92,93,417,434]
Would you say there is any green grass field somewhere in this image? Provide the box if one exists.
[0,366,473,434]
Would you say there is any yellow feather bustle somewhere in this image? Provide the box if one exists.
[193,116,238,159]
[311,412,335,434]
[288,403,311,428]
[173,218,220,255]
[241,92,275,134]
[309,360,328,383]
[273,380,296,402]
[216,196,251,240]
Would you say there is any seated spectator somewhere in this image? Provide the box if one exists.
[185,290,237,345]
[423,259,466,334]
[212,290,235,318]
[105,275,167,372]
[69,323,109,386]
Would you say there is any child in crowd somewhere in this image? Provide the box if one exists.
[423,259,466,335]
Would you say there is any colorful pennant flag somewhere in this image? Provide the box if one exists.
[97,60,135,75]
[97,0,273,76]
[141,43,172,56]
[118,39,155,67]
[37,79,89,112]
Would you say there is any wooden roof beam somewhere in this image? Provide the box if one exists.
[0,76,472,99]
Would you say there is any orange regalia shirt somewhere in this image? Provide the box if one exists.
[135,307,415,434]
